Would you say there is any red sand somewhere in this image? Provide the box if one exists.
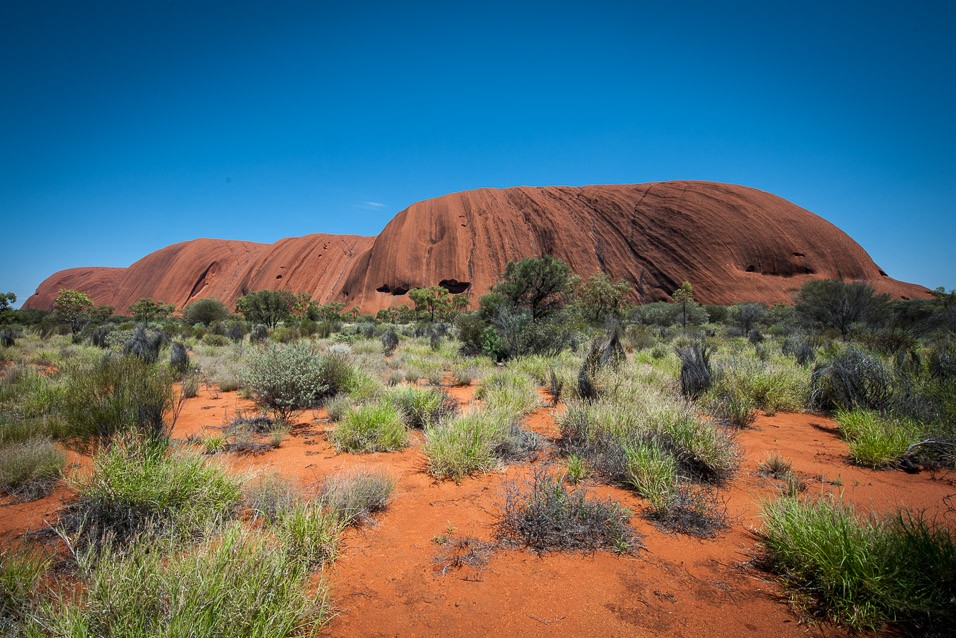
[2,384,953,637]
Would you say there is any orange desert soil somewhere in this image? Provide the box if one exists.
[2,384,954,637]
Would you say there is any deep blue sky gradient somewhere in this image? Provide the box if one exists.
[2,1,954,306]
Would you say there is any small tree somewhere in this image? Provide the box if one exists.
[0,292,16,325]
[730,302,768,335]
[409,286,453,322]
[53,289,94,336]
[235,290,296,328]
[794,279,890,339]
[492,256,576,321]
[307,301,345,323]
[575,273,632,324]
[89,305,115,323]
[183,298,230,326]
[671,282,698,328]
[129,297,175,324]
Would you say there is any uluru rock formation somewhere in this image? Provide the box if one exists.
[25,181,929,314]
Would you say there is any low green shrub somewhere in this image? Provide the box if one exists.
[331,400,408,453]
[202,333,231,347]
[761,496,956,633]
[242,343,329,422]
[0,437,65,501]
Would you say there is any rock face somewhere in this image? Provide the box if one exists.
[27,235,374,313]
[25,181,928,313]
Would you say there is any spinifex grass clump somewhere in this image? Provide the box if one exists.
[0,437,65,501]
[61,355,174,449]
[623,441,678,512]
[424,409,539,480]
[244,473,299,522]
[0,365,69,444]
[331,400,408,453]
[381,328,399,356]
[65,436,243,546]
[644,482,727,537]
[475,370,540,417]
[424,411,502,480]
[835,409,923,468]
[320,467,397,525]
[811,346,894,412]
[622,440,727,536]
[498,467,639,554]
[35,523,331,637]
[760,496,956,633]
[1,545,49,629]
[170,341,190,374]
[676,341,712,400]
[706,349,810,420]
[273,502,345,569]
[559,386,737,483]
[387,385,457,429]
[123,325,164,364]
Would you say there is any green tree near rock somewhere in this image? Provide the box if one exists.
[53,289,94,336]
[236,290,297,328]
[492,255,577,322]
[183,298,230,326]
[574,273,632,324]
[0,292,16,325]
[794,279,890,339]
[409,286,468,322]
[671,281,698,328]
[129,297,175,324]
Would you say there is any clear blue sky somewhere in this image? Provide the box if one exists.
[2,1,954,306]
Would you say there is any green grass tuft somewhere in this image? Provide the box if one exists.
[386,385,457,429]
[35,523,330,637]
[836,409,921,468]
[66,436,243,546]
[761,496,956,632]
[331,400,408,453]
[475,370,540,418]
[0,437,65,501]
